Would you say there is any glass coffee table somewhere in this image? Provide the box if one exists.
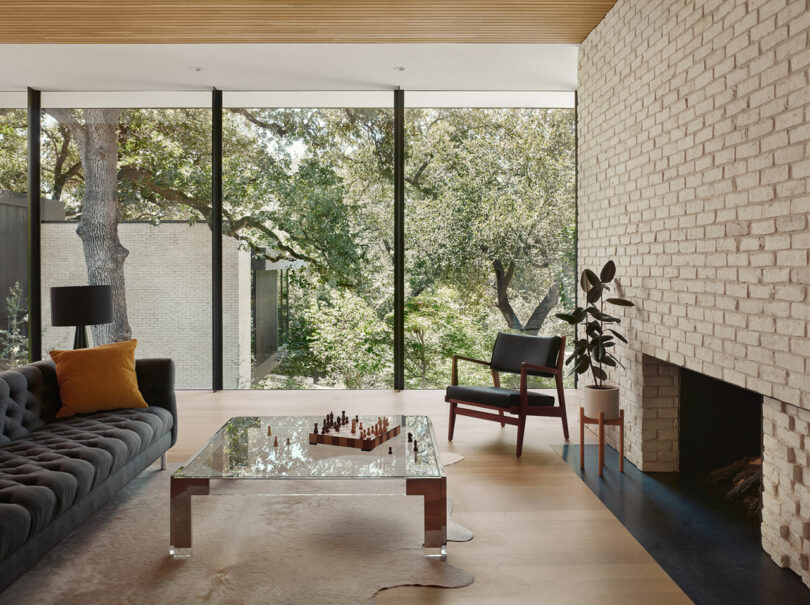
[170,415,447,559]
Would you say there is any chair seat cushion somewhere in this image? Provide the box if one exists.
[446,385,556,408]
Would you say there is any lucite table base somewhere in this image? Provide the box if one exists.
[169,475,447,560]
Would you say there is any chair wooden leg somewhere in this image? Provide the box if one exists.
[579,407,585,470]
[516,413,526,457]
[448,402,457,441]
[499,410,505,427]
[559,402,570,441]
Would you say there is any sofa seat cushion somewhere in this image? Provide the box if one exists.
[0,503,31,561]
[0,407,172,544]
[446,385,556,408]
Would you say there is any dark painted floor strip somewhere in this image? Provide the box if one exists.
[553,444,809,605]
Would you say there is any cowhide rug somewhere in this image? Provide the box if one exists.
[3,463,474,604]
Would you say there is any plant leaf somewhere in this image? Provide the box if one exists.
[592,366,607,380]
[581,269,599,292]
[555,313,579,324]
[608,329,627,343]
[600,260,616,283]
[606,298,634,307]
[587,306,604,321]
[586,283,602,303]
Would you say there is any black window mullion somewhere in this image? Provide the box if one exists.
[27,87,41,362]
[393,88,405,390]
[212,88,223,390]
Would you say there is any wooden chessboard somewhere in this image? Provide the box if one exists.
[309,424,400,451]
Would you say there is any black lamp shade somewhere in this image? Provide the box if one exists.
[50,285,113,327]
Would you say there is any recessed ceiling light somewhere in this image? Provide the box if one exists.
[393,66,406,72]
[190,67,202,72]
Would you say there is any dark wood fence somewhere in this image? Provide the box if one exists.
[0,191,64,326]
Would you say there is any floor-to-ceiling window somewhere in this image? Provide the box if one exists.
[224,93,394,389]
[10,90,575,390]
[38,94,213,388]
[404,95,576,389]
[0,99,29,369]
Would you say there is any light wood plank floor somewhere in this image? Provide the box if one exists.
[172,389,690,604]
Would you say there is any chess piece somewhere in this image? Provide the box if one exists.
[267,426,272,436]
[351,419,356,434]
[413,440,418,452]
[286,437,291,446]
[355,414,359,422]
[407,432,413,442]
[388,447,393,455]
[314,423,318,434]
[274,436,279,448]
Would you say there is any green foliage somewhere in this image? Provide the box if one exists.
[556,261,634,387]
[0,105,577,390]
[0,110,27,193]
[305,289,392,389]
[403,286,493,388]
[0,283,29,369]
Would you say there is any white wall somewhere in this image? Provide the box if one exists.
[41,222,251,389]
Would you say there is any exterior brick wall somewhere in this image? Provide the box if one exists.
[579,0,810,586]
[41,222,252,389]
[762,397,810,585]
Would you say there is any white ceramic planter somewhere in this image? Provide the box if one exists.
[583,385,620,420]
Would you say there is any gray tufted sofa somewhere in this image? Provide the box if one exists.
[0,358,176,593]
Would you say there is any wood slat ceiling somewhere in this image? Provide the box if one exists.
[0,1,616,44]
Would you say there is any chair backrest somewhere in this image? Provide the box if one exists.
[489,332,562,377]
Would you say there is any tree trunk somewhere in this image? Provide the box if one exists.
[65,109,131,345]
[493,259,522,330]
[493,259,560,336]
[523,283,560,335]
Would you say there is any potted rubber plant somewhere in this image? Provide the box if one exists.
[556,260,634,420]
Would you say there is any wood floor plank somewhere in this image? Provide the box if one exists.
[171,389,689,603]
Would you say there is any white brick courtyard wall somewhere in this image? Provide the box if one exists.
[579,0,810,585]
[41,222,251,389]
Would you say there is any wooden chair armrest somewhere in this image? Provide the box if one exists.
[453,355,491,367]
[521,361,559,374]
[451,355,491,386]
[519,362,559,410]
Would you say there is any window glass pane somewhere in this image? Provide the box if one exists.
[225,105,394,389]
[0,108,29,368]
[39,106,213,389]
[404,108,576,388]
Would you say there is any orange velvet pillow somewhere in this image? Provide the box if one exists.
[50,339,148,418]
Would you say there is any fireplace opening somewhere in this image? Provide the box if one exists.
[679,368,763,522]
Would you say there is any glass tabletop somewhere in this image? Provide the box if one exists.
[173,415,443,480]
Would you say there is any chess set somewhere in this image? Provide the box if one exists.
[308,411,401,451]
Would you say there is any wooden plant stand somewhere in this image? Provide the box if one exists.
[579,407,624,477]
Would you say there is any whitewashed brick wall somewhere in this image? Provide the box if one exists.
[579,0,810,586]
[41,223,252,389]
[762,397,810,584]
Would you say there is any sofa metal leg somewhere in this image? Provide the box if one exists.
[160,452,167,470]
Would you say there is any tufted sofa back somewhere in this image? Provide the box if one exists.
[0,362,61,447]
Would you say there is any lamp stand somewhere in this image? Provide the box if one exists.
[73,325,89,349]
